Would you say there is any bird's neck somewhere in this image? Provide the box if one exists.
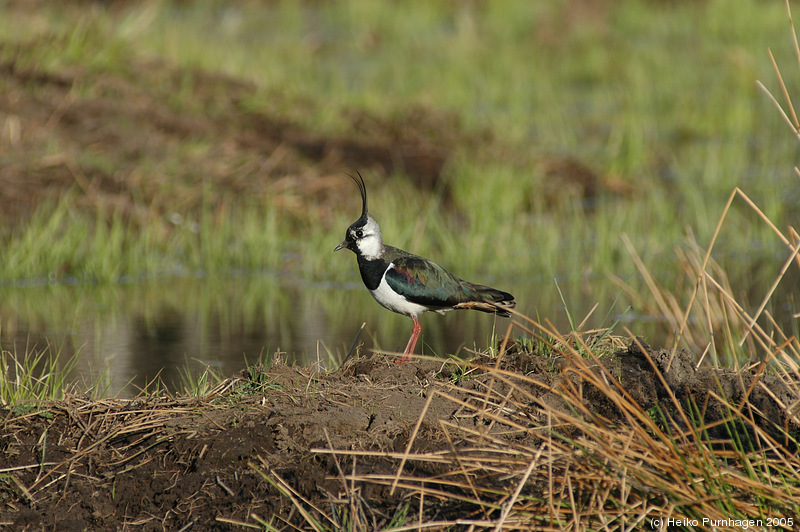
[356,253,389,291]
[355,235,383,260]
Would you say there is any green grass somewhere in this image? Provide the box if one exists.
[0,336,80,406]
[0,195,289,282]
[0,0,796,289]
[0,0,798,395]
[0,334,234,404]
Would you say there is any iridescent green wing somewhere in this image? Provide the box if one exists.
[385,254,470,308]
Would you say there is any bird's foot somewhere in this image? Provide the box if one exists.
[395,355,413,364]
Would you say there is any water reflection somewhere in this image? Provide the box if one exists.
[0,274,647,397]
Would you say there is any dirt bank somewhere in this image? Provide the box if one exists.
[1,339,797,530]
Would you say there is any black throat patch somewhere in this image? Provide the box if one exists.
[356,254,389,291]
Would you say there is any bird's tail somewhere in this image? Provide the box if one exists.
[454,284,516,317]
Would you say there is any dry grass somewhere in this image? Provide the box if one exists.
[1,321,797,529]
[270,2,800,528]
[0,394,203,503]
[300,315,800,530]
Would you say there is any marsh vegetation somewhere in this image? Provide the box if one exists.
[1,0,799,529]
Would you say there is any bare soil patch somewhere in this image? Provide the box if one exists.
[0,37,483,227]
[1,340,796,529]
[0,28,625,229]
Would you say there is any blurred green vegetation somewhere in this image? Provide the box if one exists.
[0,0,796,312]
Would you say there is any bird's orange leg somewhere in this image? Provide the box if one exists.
[397,315,421,363]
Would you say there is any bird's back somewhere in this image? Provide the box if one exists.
[381,246,515,316]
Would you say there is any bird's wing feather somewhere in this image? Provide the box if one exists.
[385,255,468,308]
[385,252,514,315]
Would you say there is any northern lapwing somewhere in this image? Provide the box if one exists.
[334,173,516,362]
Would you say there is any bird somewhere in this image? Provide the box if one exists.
[334,172,516,362]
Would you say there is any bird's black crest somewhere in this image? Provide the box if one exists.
[347,172,368,220]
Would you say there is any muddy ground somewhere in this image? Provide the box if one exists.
[0,14,627,232]
[1,339,797,530]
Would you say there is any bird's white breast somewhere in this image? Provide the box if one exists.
[369,263,429,317]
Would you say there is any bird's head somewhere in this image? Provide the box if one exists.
[334,172,383,260]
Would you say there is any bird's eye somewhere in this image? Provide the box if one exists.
[355,230,363,238]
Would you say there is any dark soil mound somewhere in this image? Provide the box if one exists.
[1,341,797,529]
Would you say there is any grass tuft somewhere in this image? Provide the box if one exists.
[0,335,80,406]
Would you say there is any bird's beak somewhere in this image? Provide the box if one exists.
[334,240,347,252]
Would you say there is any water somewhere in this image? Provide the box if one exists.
[0,273,639,397]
